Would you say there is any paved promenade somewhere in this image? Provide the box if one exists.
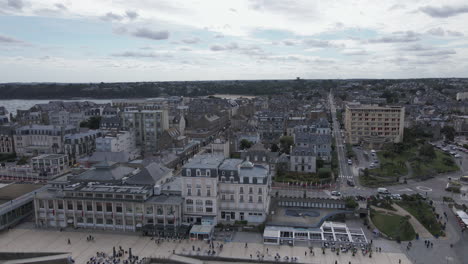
[0,225,412,264]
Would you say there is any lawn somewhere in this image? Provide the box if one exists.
[371,210,415,241]
[411,149,459,178]
[275,170,331,184]
[398,199,444,237]
[369,149,410,178]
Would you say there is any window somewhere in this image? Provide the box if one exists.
[222,194,226,200]
[206,189,211,196]
[157,206,163,215]
[57,200,63,210]
[116,204,122,213]
[186,169,191,176]
[146,206,153,214]
[67,201,73,210]
[249,187,253,194]
[187,189,192,196]
[96,203,103,212]
[206,208,213,213]
[206,170,211,177]
[239,187,244,194]
[126,204,133,213]
[197,189,201,196]
[230,195,234,201]
[196,169,201,176]
[186,199,193,205]
[205,200,213,206]
[258,196,263,203]
[249,196,253,203]
[77,203,83,211]
[48,201,54,209]
[240,195,244,202]
[258,188,262,194]
[86,202,93,211]
[196,200,203,206]
[106,203,112,212]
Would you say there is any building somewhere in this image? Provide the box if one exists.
[0,183,45,231]
[95,130,136,153]
[122,109,169,154]
[100,116,123,131]
[49,110,86,128]
[218,159,270,224]
[293,133,332,161]
[257,112,286,144]
[64,130,102,161]
[34,161,183,232]
[456,92,468,101]
[289,147,317,173]
[344,104,405,149]
[181,154,224,225]
[0,125,15,154]
[31,154,70,179]
[14,125,77,156]
[210,138,230,157]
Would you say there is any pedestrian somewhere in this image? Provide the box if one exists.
[399,259,401,264]
[67,238,70,245]
[245,243,248,248]
[305,251,307,256]
[267,248,268,253]
[250,254,252,259]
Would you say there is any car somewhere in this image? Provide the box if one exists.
[370,163,375,168]
[331,191,341,196]
[377,187,390,194]
[391,194,402,200]
[374,159,379,164]
[450,151,456,156]
[347,180,355,186]
[454,154,461,158]
[348,159,352,165]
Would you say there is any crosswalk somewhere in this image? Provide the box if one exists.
[339,175,354,179]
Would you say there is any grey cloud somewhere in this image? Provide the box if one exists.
[214,34,224,38]
[401,44,433,51]
[101,12,124,21]
[417,49,456,56]
[0,34,23,44]
[55,3,66,10]
[447,30,464,37]
[427,27,445,36]
[342,50,368,56]
[126,10,138,20]
[210,42,239,51]
[178,47,192,51]
[181,37,200,44]
[113,26,127,35]
[303,39,344,48]
[7,0,23,10]
[111,51,172,58]
[132,28,170,40]
[283,40,296,46]
[419,5,468,18]
[366,31,420,43]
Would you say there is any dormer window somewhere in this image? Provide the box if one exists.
[186,169,191,176]
[196,169,201,176]
[206,170,211,177]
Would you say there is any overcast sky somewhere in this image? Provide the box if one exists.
[1,0,468,82]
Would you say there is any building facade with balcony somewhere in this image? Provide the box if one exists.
[14,125,77,156]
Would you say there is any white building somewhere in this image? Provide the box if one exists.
[289,147,317,173]
[95,131,136,153]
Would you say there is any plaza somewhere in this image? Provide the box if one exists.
[0,222,412,264]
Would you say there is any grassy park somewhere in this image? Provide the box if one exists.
[398,195,445,237]
[371,210,416,241]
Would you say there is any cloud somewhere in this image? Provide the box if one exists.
[366,31,420,43]
[417,49,456,57]
[388,4,405,11]
[419,5,468,18]
[0,34,24,44]
[101,12,124,22]
[447,30,464,37]
[132,28,170,40]
[303,39,344,48]
[342,50,368,56]
[54,3,67,10]
[181,37,200,44]
[401,44,433,51]
[113,26,127,35]
[111,51,172,58]
[427,27,445,36]
[7,0,23,10]
[125,10,138,20]
[214,34,224,38]
[210,42,239,51]
[283,39,297,46]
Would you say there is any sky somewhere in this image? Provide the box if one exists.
[1,0,468,82]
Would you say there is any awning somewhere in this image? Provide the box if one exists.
[263,228,280,238]
[67,219,74,224]
[189,225,214,235]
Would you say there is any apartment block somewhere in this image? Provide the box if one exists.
[344,104,405,149]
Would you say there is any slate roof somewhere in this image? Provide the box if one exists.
[125,162,172,185]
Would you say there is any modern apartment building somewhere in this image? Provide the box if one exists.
[344,104,405,149]
[122,109,169,154]
[14,125,77,156]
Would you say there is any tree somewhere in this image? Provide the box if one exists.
[441,126,455,142]
[279,136,294,154]
[419,144,436,160]
[80,116,102,129]
[240,139,253,150]
[271,143,279,152]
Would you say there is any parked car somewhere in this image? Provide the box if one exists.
[391,194,402,200]
[331,191,341,196]
[348,159,352,165]
[377,188,390,194]
[347,180,355,186]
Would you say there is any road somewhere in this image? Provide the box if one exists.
[328,92,354,190]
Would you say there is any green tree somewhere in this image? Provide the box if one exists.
[419,144,436,160]
[270,143,279,152]
[279,136,294,154]
[239,139,253,150]
[441,126,455,142]
[80,116,102,129]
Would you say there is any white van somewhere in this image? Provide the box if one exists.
[377,187,390,194]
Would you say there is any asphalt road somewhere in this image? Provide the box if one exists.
[328,93,354,190]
